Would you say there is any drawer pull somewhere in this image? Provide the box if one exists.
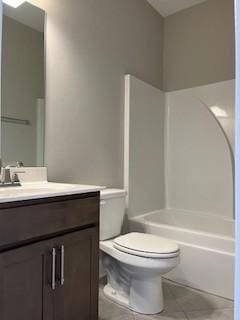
[51,248,56,290]
[60,245,65,286]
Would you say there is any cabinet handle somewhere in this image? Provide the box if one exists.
[60,245,65,286]
[51,248,56,290]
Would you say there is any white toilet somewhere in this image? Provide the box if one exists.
[100,189,180,315]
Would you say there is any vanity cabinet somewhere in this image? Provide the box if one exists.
[0,192,99,320]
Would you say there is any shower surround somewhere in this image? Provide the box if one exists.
[124,75,235,299]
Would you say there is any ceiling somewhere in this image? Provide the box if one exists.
[146,0,207,17]
[3,2,45,32]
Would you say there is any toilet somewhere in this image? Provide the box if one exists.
[100,189,180,315]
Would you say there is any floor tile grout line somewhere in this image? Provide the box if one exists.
[163,279,234,303]
[164,281,234,315]
[184,308,234,320]
[181,307,234,312]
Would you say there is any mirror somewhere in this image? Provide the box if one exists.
[1,2,45,167]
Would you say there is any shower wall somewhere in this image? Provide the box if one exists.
[166,80,234,219]
[125,76,234,220]
[124,75,165,217]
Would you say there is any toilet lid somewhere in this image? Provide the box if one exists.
[113,232,179,258]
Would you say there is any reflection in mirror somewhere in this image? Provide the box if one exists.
[1,2,45,166]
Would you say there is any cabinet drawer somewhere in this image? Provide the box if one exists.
[0,194,99,250]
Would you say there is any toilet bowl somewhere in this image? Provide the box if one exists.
[100,189,180,314]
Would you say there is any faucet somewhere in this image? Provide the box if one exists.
[1,168,12,185]
[0,160,25,187]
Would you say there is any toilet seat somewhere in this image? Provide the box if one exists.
[100,239,179,270]
[113,232,179,258]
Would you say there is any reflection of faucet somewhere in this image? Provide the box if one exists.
[16,161,24,168]
[5,161,24,168]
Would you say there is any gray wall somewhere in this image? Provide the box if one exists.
[2,16,44,166]
[30,0,164,186]
[28,0,234,187]
[163,0,235,91]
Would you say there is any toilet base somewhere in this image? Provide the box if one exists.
[103,276,164,315]
[129,275,164,314]
[102,253,164,314]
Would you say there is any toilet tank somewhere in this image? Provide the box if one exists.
[100,189,127,240]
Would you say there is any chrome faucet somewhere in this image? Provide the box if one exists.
[0,160,25,187]
[1,168,12,184]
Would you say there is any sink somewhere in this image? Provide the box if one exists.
[0,182,105,202]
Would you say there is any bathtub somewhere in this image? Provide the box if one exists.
[129,209,235,299]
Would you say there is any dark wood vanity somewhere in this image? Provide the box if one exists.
[0,191,100,320]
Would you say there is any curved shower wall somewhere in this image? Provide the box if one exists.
[166,80,235,219]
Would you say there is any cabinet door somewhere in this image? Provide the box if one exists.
[0,240,54,320]
[54,228,99,320]
[0,227,99,320]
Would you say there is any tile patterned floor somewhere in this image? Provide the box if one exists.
[99,279,234,320]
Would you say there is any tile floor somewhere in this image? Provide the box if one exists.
[99,279,234,320]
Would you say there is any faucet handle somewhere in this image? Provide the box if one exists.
[12,171,26,183]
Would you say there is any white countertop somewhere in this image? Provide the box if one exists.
[0,182,105,203]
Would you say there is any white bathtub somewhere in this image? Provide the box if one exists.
[129,209,235,299]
